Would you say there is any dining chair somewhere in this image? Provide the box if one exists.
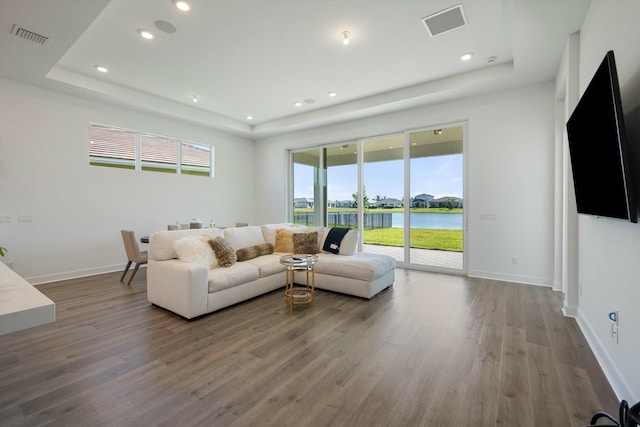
[120,230,148,286]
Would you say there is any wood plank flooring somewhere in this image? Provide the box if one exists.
[0,268,618,426]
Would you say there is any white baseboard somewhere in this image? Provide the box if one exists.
[576,309,637,403]
[467,269,553,287]
[28,263,145,286]
[562,302,578,317]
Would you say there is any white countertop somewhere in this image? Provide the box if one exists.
[0,261,55,335]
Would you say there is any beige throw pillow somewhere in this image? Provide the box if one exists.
[293,231,318,254]
[208,237,237,267]
[236,243,274,262]
[274,228,295,253]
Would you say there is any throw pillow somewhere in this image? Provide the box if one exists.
[208,237,237,267]
[236,243,274,262]
[274,228,295,253]
[293,231,318,254]
[261,223,297,246]
[174,235,219,269]
[322,227,350,254]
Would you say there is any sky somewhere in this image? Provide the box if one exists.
[294,154,463,202]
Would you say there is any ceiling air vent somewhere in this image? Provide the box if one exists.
[422,4,467,37]
[11,24,49,45]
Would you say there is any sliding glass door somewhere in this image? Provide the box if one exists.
[292,142,358,228]
[292,150,321,226]
[362,134,405,263]
[408,127,464,271]
[325,142,358,228]
[290,123,465,273]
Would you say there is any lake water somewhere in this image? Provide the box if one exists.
[296,212,464,230]
[392,212,463,230]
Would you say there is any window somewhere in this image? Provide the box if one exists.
[181,142,212,177]
[89,125,136,169]
[141,134,177,174]
[89,124,213,177]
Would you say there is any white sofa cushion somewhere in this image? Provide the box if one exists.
[243,253,287,278]
[223,226,266,251]
[314,252,396,281]
[149,228,223,261]
[208,262,259,292]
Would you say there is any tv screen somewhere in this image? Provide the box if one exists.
[566,50,637,223]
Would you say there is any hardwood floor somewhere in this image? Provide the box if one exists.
[0,268,618,426]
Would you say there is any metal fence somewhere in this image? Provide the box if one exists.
[293,212,393,229]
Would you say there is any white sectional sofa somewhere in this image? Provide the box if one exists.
[147,224,396,319]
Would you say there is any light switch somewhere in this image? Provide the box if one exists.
[17,214,33,223]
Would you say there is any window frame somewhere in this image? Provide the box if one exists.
[89,123,214,177]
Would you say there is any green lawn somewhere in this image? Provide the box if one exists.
[293,209,464,251]
[295,207,463,214]
[363,227,463,252]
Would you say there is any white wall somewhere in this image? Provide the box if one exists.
[0,79,255,284]
[573,0,640,403]
[255,82,557,287]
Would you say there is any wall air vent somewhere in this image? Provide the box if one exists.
[10,24,49,45]
[422,4,467,37]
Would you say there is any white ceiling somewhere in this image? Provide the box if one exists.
[0,0,589,138]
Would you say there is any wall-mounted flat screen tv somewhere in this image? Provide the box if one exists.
[566,50,637,223]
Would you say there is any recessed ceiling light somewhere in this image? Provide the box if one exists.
[294,101,302,107]
[138,29,155,40]
[246,115,253,120]
[341,31,350,45]
[95,65,108,73]
[173,0,191,11]
[460,52,473,61]
[192,95,198,103]
[328,92,337,97]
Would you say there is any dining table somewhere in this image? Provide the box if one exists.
[140,226,228,244]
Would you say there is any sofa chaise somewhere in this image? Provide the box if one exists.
[147,223,396,319]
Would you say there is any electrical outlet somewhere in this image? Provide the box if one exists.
[17,214,33,223]
[0,215,11,223]
[609,310,619,344]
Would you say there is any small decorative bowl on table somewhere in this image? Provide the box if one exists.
[279,254,319,311]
